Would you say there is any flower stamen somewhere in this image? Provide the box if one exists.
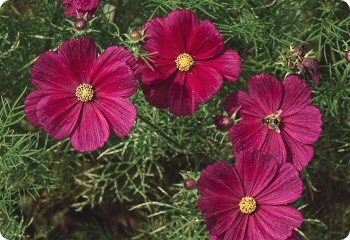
[239,196,257,214]
[175,53,195,72]
[76,83,94,102]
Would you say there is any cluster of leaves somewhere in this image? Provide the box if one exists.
[0,0,349,239]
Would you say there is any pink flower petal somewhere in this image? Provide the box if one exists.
[96,96,137,138]
[168,72,197,116]
[198,50,241,82]
[63,5,97,18]
[235,151,279,197]
[138,57,177,84]
[198,198,240,237]
[142,80,172,109]
[58,38,97,84]
[282,132,314,171]
[188,20,224,59]
[210,236,218,240]
[63,0,100,10]
[62,0,100,18]
[253,205,303,240]
[198,196,239,217]
[245,217,266,240]
[187,65,223,104]
[91,45,138,74]
[259,131,287,164]
[224,91,265,118]
[283,105,322,145]
[222,214,249,240]
[229,122,268,152]
[143,17,180,57]
[281,76,312,117]
[92,61,137,98]
[71,103,110,152]
[24,90,46,127]
[36,94,81,140]
[197,161,244,200]
[256,163,303,205]
[165,9,200,52]
[248,73,282,114]
[63,4,79,18]
[32,51,78,92]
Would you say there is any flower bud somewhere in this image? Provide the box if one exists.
[129,30,142,41]
[346,50,350,62]
[184,178,196,190]
[214,115,233,131]
[75,18,87,31]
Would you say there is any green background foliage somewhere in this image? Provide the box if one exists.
[0,0,349,239]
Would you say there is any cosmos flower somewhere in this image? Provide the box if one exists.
[225,73,322,171]
[62,0,101,19]
[198,151,304,240]
[212,232,300,240]
[138,9,241,116]
[25,38,138,152]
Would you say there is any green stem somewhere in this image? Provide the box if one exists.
[137,114,194,156]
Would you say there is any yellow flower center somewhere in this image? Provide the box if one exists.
[76,83,94,102]
[175,53,195,72]
[239,196,257,214]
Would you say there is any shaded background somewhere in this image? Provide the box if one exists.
[0,0,349,239]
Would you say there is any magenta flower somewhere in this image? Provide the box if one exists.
[25,38,138,152]
[212,233,300,240]
[62,0,101,19]
[138,9,242,116]
[198,151,304,240]
[225,73,322,170]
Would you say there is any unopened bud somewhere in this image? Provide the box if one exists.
[184,178,196,190]
[214,115,233,131]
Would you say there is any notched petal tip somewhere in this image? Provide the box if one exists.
[248,73,283,114]
[96,97,137,139]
